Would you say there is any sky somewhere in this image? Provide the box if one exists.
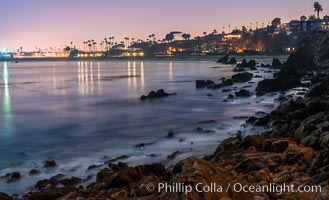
[1,0,328,51]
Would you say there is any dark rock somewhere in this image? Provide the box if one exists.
[87,164,102,171]
[271,140,289,153]
[108,162,130,171]
[235,89,252,97]
[227,94,235,99]
[260,63,271,68]
[194,127,215,133]
[166,131,175,138]
[0,192,13,200]
[233,67,246,72]
[140,89,176,100]
[0,173,10,179]
[222,89,232,92]
[43,160,57,168]
[216,54,229,63]
[6,172,22,183]
[241,135,265,149]
[207,83,222,89]
[99,163,165,189]
[167,151,183,160]
[305,82,329,97]
[198,120,216,124]
[227,57,237,64]
[236,59,256,68]
[196,80,215,88]
[35,178,59,190]
[222,79,233,86]
[256,77,301,94]
[231,72,253,83]
[105,155,129,163]
[254,116,270,126]
[60,177,82,187]
[29,169,41,176]
[272,58,283,68]
[51,174,65,180]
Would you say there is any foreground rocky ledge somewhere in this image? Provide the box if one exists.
[1,135,327,200]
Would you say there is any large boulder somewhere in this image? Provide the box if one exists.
[231,72,253,83]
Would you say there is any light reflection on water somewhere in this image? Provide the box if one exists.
[0,57,285,194]
[3,62,12,136]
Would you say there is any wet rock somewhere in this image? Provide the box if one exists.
[271,140,289,153]
[6,172,22,183]
[140,89,176,100]
[256,78,301,94]
[51,174,65,180]
[233,67,246,72]
[207,83,222,89]
[29,169,41,176]
[60,177,82,187]
[227,57,237,64]
[231,72,253,83]
[227,94,235,99]
[43,160,57,168]
[305,82,329,97]
[98,163,166,189]
[87,164,102,171]
[0,173,10,179]
[167,151,183,160]
[194,127,215,133]
[0,192,13,200]
[24,187,76,200]
[166,131,175,138]
[105,155,129,163]
[222,79,233,86]
[198,119,216,124]
[35,178,59,190]
[196,80,215,88]
[236,59,256,68]
[222,89,232,92]
[216,54,229,63]
[108,162,130,171]
[260,63,271,68]
[272,58,283,68]
[235,89,252,97]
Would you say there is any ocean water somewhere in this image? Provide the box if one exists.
[0,57,286,194]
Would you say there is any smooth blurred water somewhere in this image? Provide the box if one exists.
[0,57,286,194]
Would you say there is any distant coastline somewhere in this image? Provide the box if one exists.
[0,54,290,63]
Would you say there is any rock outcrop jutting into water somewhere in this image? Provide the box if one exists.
[2,31,329,199]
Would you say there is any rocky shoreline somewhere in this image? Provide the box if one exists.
[1,31,329,199]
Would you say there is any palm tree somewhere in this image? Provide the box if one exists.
[314,2,323,19]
